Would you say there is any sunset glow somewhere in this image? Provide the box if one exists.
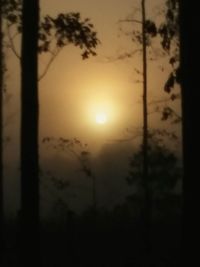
[95,112,107,124]
[4,0,182,265]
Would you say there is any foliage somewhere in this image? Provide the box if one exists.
[161,106,181,123]
[119,0,180,122]
[42,136,97,210]
[126,136,181,197]
[158,0,179,51]
[42,137,94,179]
[156,0,181,123]
[2,0,99,79]
[39,13,99,59]
[41,169,70,191]
[131,19,157,47]
[2,0,22,22]
[158,0,180,94]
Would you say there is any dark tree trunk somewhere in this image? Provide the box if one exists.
[20,0,40,266]
[141,0,151,264]
[0,0,4,261]
[179,1,200,265]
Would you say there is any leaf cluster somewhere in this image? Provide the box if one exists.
[2,0,22,32]
[3,0,99,60]
[158,0,180,96]
[39,13,99,59]
[158,0,179,52]
[42,137,94,179]
[131,19,157,46]
[161,106,181,123]
[126,136,181,196]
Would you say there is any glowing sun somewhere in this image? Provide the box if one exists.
[95,112,107,124]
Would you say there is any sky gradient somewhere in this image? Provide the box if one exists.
[3,0,181,217]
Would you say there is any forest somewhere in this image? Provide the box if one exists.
[0,0,198,266]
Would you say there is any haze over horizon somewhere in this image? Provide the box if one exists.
[3,0,181,218]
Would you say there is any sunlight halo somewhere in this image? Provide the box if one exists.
[95,112,107,124]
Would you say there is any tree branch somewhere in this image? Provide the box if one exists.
[6,22,20,59]
[170,108,182,121]
[148,97,171,106]
[119,19,142,24]
[38,48,61,81]
[112,133,141,143]
[105,49,141,63]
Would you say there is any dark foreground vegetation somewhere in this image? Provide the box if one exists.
[3,194,181,267]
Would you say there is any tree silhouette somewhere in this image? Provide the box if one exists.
[42,137,97,212]
[0,0,11,260]
[38,12,99,80]
[117,2,181,264]
[179,1,199,265]
[158,0,179,91]
[20,0,40,266]
[157,0,181,122]
[117,2,159,263]
[19,1,99,266]
[127,135,181,200]
[140,1,152,262]
[0,0,4,260]
[1,2,100,263]
[0,2,22,260]
[120,1,158,262]
[3,0,99,80]
[0,1,100,265]
[118,0,181,124]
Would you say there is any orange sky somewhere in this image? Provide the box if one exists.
[4,0,181,215]
[5,0,176,150]
[37,0,175,147]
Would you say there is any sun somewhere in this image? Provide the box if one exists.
[95,112,107,124]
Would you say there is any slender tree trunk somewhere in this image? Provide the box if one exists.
[142,0,148,199]
[20,0,40,266]
[141,0,151,264]
[92,174,98,226]
[92,175,97,211]
[179,1,200,265]
[0,0,4,261]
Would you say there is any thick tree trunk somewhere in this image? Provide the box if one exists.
[20,0,40,266]
[0,0,4,261]
[179,1,200,265]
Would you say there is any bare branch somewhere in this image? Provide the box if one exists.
[6,22,20,59]
[147,110,158,116]
[170,108,182,121]
[148,97,171,106]
[38,48,62,81]
[111,127,142,143]
[119,19,142,24]
[112,132,141,143]
[105,49,141,63]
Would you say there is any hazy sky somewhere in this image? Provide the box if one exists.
[6,0,171,149]
[4,0,181,217]
[37,0,171,146]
